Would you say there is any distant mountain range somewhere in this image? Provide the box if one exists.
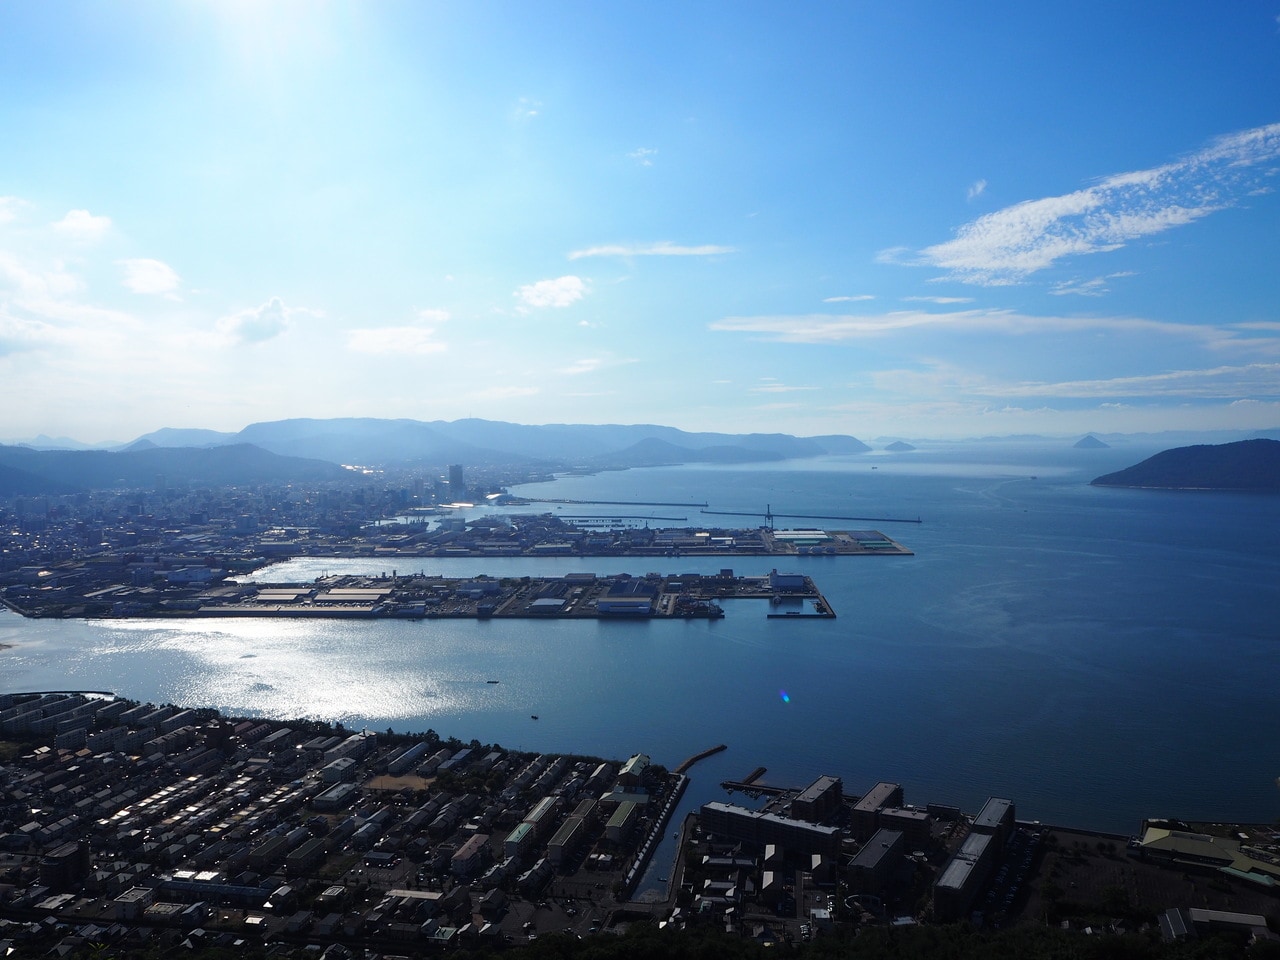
[0,418,875,495]
[1092,439,1280,490]
[120,418,875,470]
[7,418,1280,497]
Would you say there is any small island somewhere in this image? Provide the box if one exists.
[1091,438,1280,491]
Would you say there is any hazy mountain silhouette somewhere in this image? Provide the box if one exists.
[129,417,871,468]
[0,461,79,496]
[124,427,238,449]
[0,443,349,495]
[1074,435,1110,449]
[585,437,795,469]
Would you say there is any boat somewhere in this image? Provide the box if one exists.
[530,715,539,720]
[486,679,500,684]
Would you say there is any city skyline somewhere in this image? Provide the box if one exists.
[2,2,1279,443]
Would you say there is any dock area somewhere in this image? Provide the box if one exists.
[281,514,914,559]
[3,569,839,622]
[719,764,795,797]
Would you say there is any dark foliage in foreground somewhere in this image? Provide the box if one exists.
[7,921,1280,960]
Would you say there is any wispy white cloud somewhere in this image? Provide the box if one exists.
[348,308,449,355]
[558,355,638,376]
[916,122,1280,284]
[560,357,605,375]
[855,359,1280,404]
[711,308,1233,344]
[348,326,447,355]
[823,295,875,303]
[0,251,83,302]
[568,241,735,260]
[629,147,657,167]
[0,197,24,224]
[979,363,1280,400]
[967,179,987,201]
[1049,272,1134,297]
[749,400,809,412]
[750,382,818,393]
[216,296,308,344]
[0,250,142,337]
[471,385,540,400]
[512,96,541,120]
[0,310,59,356]
[1049,278,1107,297]
[51,209,111,242]
[119,258,181,296]
[874,246,918,266]
[515,275,586,309]
[902,295,974,304]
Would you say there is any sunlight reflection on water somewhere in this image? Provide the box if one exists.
[91,618,500,723]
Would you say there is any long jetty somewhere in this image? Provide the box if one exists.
[701,509,922,524]
[559,515,688,522]
[526,498,709,508]
[673,743,727,775]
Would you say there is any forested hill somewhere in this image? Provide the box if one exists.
[1091,438,1280,490]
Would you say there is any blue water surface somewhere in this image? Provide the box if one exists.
[3,441,1278,849]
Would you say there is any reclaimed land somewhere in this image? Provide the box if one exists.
[263,516,915,560]
[2,570,838,621]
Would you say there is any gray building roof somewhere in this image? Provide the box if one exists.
[850,829,903,870]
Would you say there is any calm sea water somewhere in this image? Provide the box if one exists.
[4,441,1279,851]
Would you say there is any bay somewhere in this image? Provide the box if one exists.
[4,440,1279,851]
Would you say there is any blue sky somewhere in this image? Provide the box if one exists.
[2,1,1278,443]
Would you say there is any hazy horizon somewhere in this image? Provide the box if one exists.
[5,414,1277,454]
[2,3,1278,442]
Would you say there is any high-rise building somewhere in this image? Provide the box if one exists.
[449,464,465,497]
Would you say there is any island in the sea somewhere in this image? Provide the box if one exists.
[1092,437,1280,490]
